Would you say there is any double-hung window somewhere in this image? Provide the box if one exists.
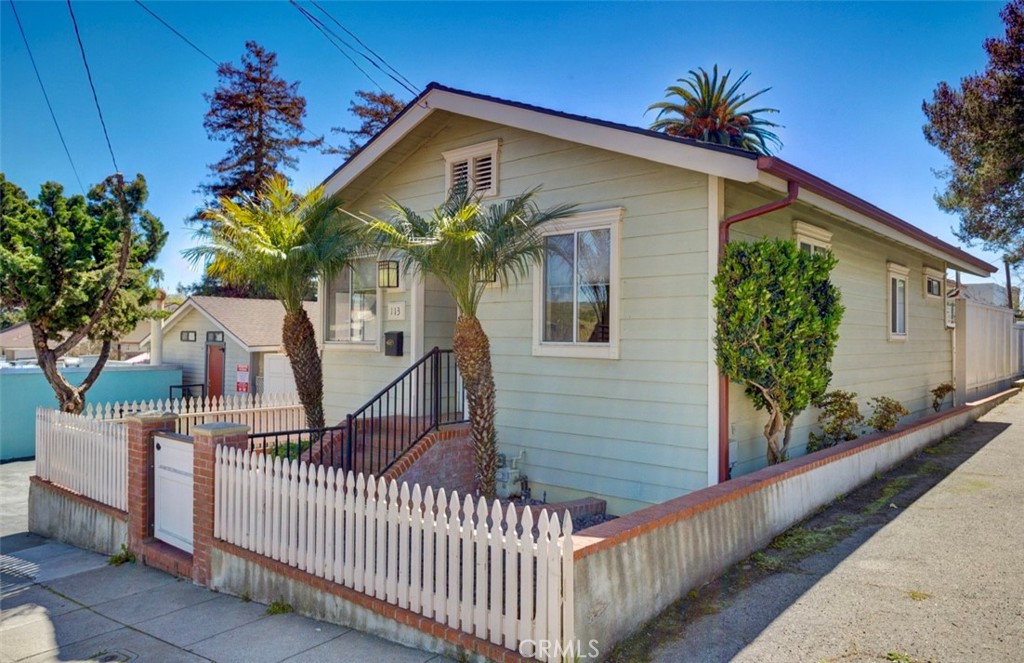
[923,267,944,299]
[326,259,379,345]
[793,220,832,256]
[533,208,622,359]
[888,262,910,340]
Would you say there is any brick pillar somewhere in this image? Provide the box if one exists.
[125,412,178,554]
[191,422,249,586]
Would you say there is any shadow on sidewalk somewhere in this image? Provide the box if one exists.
[607,417,1013,662]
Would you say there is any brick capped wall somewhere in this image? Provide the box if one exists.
[382,424,475,496]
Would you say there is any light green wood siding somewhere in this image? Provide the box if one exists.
[329,113,713,515]
[424,274,457,352]
[724,181,954,477]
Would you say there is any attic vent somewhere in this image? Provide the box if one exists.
[442,139,500,198]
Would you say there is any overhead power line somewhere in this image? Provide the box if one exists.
[8,0,85,194]
[307,0,419,96]
[133,1,323,143]
[289,0,387,93]
[66,0,119,174]
[133,0,219,67]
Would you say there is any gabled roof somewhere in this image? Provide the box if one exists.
[323,82,996,277]
[145,296,321,351]
[0,322,33,350]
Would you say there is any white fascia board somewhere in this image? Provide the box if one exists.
[322,100,435,196]
[153,299,251,353]
[322,89,760,196]
[434,91,759,182]
[757,172,990,276]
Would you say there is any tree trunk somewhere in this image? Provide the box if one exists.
[763,405,787,466]
[31,323,113,415]
[282,308,325,430]
[453,315,498,499]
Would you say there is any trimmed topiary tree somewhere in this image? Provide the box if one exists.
[714,238,844,465]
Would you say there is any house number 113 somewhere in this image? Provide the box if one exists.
[387,301,406,321]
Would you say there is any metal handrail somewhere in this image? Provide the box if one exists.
[248,347,466,475]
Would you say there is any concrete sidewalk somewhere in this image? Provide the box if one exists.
[0,462,454,663]
[641,392,1024,663]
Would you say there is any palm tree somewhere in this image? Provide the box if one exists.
[648,65,783,155]
[185,175,367,430]
[362,187,575,498]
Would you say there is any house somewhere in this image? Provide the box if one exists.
[0,323,35,361]
[314,83,997,515]
[142,296,320,399]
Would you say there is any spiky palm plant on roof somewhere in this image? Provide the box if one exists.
[648,65,783,156]
[185,175,368,430]
[361,186,575,498]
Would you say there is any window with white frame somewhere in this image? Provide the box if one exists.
[923,267,944,299]
[326,259,378,344]
[793,220,833,256]
[888,262,910,340]
[533,208,622,359]
[442,139,500,197]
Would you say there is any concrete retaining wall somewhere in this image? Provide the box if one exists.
[28,477,127,556]
[209,543,520,663]
[572,389,1016,657]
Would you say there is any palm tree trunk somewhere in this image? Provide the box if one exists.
[453,315,498,499]
[282,308,325,431]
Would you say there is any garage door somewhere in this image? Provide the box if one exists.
[263,353,298,395]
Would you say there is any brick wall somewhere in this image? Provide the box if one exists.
[382,423,475,496]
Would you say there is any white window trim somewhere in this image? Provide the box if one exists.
[442,139,500,198]
[323,259,383,352]
[793,220,833,253]
[532,207,623,359]
[923,266,944,299]
[887,262,910,342]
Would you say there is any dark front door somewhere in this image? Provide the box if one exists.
[206,344,225,398]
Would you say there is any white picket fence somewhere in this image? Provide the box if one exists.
[215,447,574,661]
[78,393,306,436]
[35,408,127,511]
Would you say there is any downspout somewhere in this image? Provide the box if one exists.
[716,179,800,483]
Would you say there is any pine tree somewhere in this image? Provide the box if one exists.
[923,0,1024,265]
[324,89,405,158]
[199,41,322,204]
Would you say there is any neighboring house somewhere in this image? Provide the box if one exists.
[115,319,151,361]
[315,83,997,515]
[956,281,1020,311]
[0,323,35,361]
[142,296,320,399]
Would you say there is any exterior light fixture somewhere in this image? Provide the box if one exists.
[377,260,400,289]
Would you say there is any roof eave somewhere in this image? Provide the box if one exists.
[757,157,997,277]
[322,83,760,196]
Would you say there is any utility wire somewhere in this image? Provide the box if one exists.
[66,0,118,174]
[308,0,419,96]
[289,0,387,93]
[133,0,322,143]
[133,0,218,67]
[8,0,85,194]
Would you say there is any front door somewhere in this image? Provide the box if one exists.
[153,434,194,553]
[206,344,225,398]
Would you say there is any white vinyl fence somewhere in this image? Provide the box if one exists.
[79,393,306,436]
[215,447,574,661]
[956,300,1022,400]
[35,408,127,511]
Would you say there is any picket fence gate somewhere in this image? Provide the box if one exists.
[78,393,306,436]
[35,407,127,511]
[214,446,574,661]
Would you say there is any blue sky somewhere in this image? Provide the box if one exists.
[0,1,1007,290]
